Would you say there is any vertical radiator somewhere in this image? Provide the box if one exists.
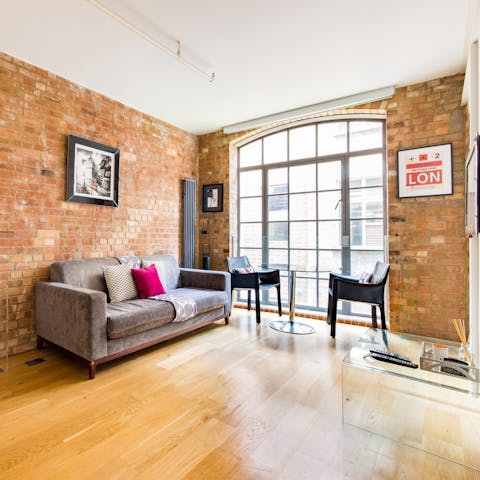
[182,178,196,268]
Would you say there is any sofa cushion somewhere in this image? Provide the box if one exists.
[131,264,166,299]
[163,288,229,316]
[141,254,180,291]
[103,263,138,303]
[50,257,120,293]
[106,299,175,339]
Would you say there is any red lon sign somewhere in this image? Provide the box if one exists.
[397,143,452,198]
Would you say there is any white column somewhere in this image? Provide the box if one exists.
[469,41,479,368]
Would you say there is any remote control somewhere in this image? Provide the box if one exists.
[369,349,412,363]
[369,351,418,368]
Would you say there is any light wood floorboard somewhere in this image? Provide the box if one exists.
[0,309,478,479]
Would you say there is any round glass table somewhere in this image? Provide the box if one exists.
[269,269,316,335]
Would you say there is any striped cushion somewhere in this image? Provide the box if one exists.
[103,263,138,303]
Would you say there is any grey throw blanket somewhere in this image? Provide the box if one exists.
[148,292,198,323]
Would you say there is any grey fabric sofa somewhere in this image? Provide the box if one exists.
[35,254,231,379]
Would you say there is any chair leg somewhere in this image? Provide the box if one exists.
[327,292,333,326]
[255,287,261,324]
[247,290,251,310]
[276,285,282,316]
[371,306,378,329]
[328,293,338,338]
[380,305,386,330]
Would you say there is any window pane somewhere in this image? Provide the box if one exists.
[350,250,384,277]
[240,197,262,222]
[318,161,341,191]
[290,193,316,220]
[318,250,341,274]
[240,170,262,197]
[268,222,288,248]
[351,302,372,315]
[240,223,262,248]
[350,187,383,219]
[268,168,288,195]
[349,121,382,152]
[239,248,262,268]
[289,164,316,193]
[296,278,317,307]
[317,122,347,156]
[239,140,262,167]
[268,275,288,303]
[269,249,288,269]
[318,221,341,249]
[290,249,316,271]
[351,219,384,249]
[349,154,383,188]
[318,191,341,220]
[290,222,316,249]
[264,131,287,164]
[318,279,329,309]
[289,125,316,160]
[268,195,288,221]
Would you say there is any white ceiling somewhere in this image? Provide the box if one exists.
[0,0,472,134]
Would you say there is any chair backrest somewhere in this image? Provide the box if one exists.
[371,261,390,284]
[226,256,253,273]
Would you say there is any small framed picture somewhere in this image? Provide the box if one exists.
[66,135,120,207]
[202,184,223,212]
[397,143,453,198]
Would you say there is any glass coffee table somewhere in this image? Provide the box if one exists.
[343,328,480,470]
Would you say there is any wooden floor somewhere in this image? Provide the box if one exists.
[0,309,478,479]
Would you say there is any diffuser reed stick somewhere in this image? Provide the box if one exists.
[451,318,473,365]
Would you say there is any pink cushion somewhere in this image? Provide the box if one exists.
[234,267,255,274]
[131,264,166,299]
[359,271,373,284]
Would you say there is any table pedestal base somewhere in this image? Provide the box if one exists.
[269,320,315,335]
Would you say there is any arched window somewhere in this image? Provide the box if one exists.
[237,118,386,316]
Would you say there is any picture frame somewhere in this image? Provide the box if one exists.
[66,135,120,207]
[202,184,223,212]
[397,143,453,198]
[466,135,480,238]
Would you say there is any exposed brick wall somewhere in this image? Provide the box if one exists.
[0,51,198,355]
[198,74,468,340]
[0,48,468,353]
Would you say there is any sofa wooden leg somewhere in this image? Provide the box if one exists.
[37,336,45,350]
[225,315,230,325]
[88,361,97,380]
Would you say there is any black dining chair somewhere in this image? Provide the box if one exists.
[327,261,390,338]
[226,256,281,324]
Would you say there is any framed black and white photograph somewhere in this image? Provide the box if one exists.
[397,143,453,198]
[66,135,119,207]
[202,184,223,212]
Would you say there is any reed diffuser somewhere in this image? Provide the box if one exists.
[451,318,473,365]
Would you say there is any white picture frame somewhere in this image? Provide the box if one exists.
[397,143,453,198]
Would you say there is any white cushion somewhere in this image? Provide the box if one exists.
[103,263,138,302]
